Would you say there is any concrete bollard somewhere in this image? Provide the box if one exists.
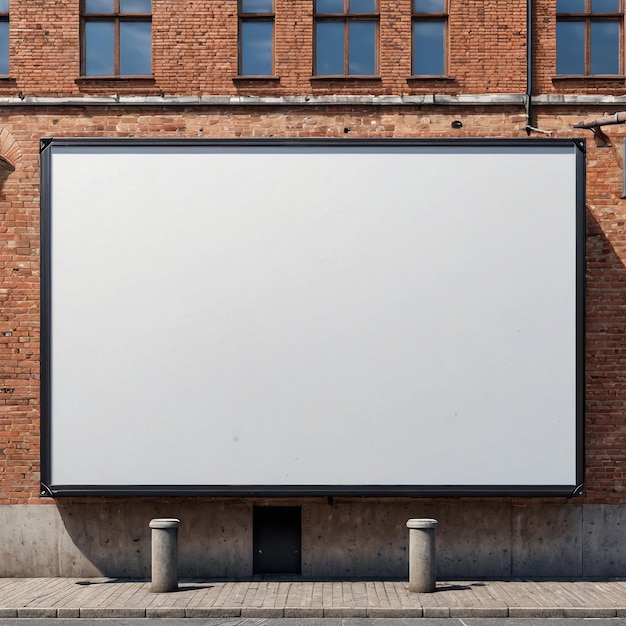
[149,518,180,593]
[406,518,437,593]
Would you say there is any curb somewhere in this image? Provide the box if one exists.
[1,606,626,619]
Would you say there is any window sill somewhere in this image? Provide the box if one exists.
[407,75,455,82]
[310,75,382,81]
[233,76,281,82]
[552,74,626,82]
[76,75,156,83]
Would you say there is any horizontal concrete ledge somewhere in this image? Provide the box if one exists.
[5,605,624,619]
[534,94,626,105]
[0,94,528,107]
[0,93,625,108]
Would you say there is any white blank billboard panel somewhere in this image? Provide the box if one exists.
[41,139,584,495]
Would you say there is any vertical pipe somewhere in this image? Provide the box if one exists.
[526,0,533,134]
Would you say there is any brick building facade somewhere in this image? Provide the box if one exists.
[1,0,625,578]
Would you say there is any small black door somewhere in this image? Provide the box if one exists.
[253,506,301,575]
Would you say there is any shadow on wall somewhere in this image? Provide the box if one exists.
[584,206,626,503]
[56,500,252,579]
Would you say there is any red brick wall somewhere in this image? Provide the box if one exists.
[2,0,528,98]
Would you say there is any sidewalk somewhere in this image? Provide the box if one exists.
[1,578,626,619]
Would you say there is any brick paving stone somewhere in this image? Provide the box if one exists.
[22,576,70,607]
[251,581,268,607]
[322,581,333,607]
[512,581,553,607]
[331,581,343,606]
[311,581,324,607]
[373,580,391,607]
[186,582,227,608]
[78,581,124,610]
[350,581,368,608]
[585,582,620,607]
[242,581,259,607]
[365,581,379,607]
[300,581,315,607]
[3,578,54,607]
[274,582,290,607]
[487,580,522,607]
[343,581,356,607]
[285,580,301,608]
[112,581,149,607]
[389,582,416,608]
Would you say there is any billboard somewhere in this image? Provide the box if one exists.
[40,138,585,496]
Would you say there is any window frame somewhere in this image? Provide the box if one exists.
[313,0,380,77]
[238,0,275,77]
[0,0,8,77]
[556,0,624,76]
[411,0,448,77]
[80,0,152,78]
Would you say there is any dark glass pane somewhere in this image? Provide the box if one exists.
[241,0,273,12]
[316,0,345,14]
[84,0,115,13]
[120,0,151,12]
[556,21,585,73]
[0,22,8,74]
[591,21,620,73]
[120,21,152,74]
[348,21,376,74]
[413,20,444,74]
[413,0,445,13]
[315,21,344,74]
[556,0,585,11]
[84,20,114,75]
[591,0,620,11]
[349,0,376,13]
[0,0,9,14]
[240,21,273,75]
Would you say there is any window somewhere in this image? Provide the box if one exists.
[314,0,378,76]
[0,0,8,76]
[412,0,447,76]
[82,0,152,77]
[239,0,274,76]
[556,0,622,75]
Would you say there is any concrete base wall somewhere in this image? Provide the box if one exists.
[0,501,624,578]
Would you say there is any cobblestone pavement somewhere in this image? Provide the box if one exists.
[0,578,626,619]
